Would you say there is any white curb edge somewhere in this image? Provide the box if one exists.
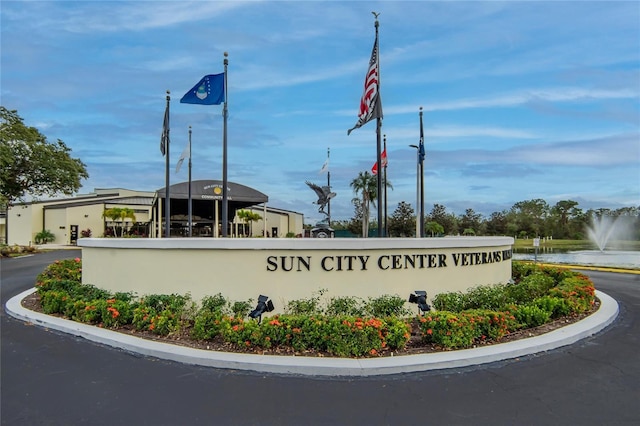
[5,288,618,376]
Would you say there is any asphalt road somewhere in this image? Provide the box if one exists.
[2,250,639,426]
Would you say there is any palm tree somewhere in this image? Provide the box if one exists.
[103,207,136,237]
[350,171,383,237]
[118,208,137,236]
[236,209,262,237]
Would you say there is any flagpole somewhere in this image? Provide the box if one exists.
[383,134,388,237]
[164,90,171,238]
[419,107,425,238]
[416,147,420,237]
[222,52,229,237]
[374,16,384,238]
[327,147,331,225]
[188,125,193,237]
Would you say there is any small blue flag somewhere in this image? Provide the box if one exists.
[180,73,225,105]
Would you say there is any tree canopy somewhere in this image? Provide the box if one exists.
[388,201,416,237]
[0,107,89,206]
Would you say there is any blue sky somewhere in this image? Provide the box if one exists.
[2,1,639,224]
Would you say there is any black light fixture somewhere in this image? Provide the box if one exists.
[408,290,431,314]
[248,295,274,324]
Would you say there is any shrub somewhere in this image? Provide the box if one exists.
[132,294,190,335]
[231,300,252,318]
[36,258,83,288]
[365,295,410,318]
[192,310,226,340]
[533,296,572,318]
[418,312,476,349]
[512,305,552,328]
[40,290,70,314]
[463,309,517,341]
[99,298,134,328]
[74,300,102,323]
[325,296,365,317]
[35,229,55,244]
[285,289,326,315]
[200,293,228,313]
[504,273,555,305]
[432,291,465,312]
[549,275,596,313]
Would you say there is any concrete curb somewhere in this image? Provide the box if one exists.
[5,288,618,377]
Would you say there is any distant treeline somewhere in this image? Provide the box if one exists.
[331,199,640,240]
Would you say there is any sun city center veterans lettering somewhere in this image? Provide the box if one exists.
[266,249,512,272]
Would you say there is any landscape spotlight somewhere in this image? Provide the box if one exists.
[408,290,431,314]
[248,295,274,324]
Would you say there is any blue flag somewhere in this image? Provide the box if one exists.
[180,73,225,105]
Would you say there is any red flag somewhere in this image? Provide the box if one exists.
[371,149,387,175]
[347,33,382,135]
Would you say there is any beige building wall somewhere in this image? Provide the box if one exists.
[242,206,304,237]
[6,188,300,245]
[67,204,106,238]
[6,189,155,246]
[44,208,68,245]
[8,204,43,246]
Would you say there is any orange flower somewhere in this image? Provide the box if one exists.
[149,324,155,331]
[232,325,239,331]
[269,319,281,326]
[426,329,433,335]
[369,349,377,355]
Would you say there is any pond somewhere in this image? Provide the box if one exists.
[513,247,640,269]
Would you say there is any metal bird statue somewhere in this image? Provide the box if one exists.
[305,181,336,216]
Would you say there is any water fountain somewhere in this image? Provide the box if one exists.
[587,216,620,252]
[513,216,639,268]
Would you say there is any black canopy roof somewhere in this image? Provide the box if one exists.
[157,180,268,204]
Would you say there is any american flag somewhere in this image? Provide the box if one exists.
[348,35,382,135]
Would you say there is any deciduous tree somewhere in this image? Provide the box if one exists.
[0,107,88,206]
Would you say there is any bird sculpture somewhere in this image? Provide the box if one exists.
[305,181,336,216]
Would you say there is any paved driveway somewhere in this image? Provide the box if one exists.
[2,251,639,425]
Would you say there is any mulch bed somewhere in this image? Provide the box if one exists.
[21,291,599,358]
